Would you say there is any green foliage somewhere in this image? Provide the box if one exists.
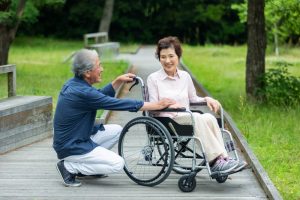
[33,0,65,7]
[266,0,300,35]
[232,0,300,45]
[112,0,245,44]
[259,61,300,106]
[20,1,39,24]
[231,2,247,23]
[0,0,16,27]
[0,9,17,26]
[16,0,246,44]
[0,0,65,27]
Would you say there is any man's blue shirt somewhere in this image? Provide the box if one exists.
[53,77,144,159]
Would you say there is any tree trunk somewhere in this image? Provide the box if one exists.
[246,0,266,101]
[98,0,114,35]
[0,0,27,65]
[0,26,13,65]
[274,23,279,56]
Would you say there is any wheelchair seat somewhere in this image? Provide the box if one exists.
[154,117,194,137]
[154,112,222,138]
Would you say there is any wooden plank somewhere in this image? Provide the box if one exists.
[0,95,53,154]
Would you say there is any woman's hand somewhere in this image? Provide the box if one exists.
[204,97,221,113]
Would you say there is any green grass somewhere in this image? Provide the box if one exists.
[0,37,128,112]
[182,45,300,200]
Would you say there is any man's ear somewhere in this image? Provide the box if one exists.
[83,71,90,79]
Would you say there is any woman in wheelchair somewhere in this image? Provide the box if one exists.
[147,36,247,174]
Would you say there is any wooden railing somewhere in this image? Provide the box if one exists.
[84,32,109,47]
[83,32,120,59]
[0,64,16,97]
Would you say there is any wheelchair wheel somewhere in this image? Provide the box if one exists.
[118,116,174,187]
[216,175,228,183]
[178,174,197,192]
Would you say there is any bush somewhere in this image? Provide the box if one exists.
[260,61,300,106]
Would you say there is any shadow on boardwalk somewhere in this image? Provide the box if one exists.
[0,46,268,199]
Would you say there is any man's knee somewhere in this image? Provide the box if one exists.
[109,124,123,137]
[113,156,125,172]
[115,124,123,135]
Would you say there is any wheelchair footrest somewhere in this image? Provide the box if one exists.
[210,167,246,179]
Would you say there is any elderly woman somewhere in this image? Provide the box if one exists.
[147,36,247,174]
[53,49,175,187]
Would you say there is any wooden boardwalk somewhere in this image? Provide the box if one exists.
[0,46,275,199]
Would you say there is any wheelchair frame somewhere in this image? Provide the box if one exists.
[118,76,241,192]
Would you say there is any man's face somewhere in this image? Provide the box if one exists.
[84,57,103,85]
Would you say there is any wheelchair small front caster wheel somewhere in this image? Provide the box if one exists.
[178,174,196,192]
[216,175,228,183]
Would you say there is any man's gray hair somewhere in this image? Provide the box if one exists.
[72,49,99,78]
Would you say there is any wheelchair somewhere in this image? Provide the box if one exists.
[118,77,241,192]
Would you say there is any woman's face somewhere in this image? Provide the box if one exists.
[159,47,179,76]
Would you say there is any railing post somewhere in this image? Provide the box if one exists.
[0,64,16,97]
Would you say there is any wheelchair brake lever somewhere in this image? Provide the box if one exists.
[129,77,139,91]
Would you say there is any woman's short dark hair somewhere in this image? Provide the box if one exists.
[155,36,182,60]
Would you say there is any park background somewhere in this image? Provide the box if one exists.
[0,0,299,199]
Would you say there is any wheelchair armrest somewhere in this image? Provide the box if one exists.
[153,107,186,112]
[190,102,207,106]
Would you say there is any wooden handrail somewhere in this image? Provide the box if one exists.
[0,64,16,97]
[84,32,108,47]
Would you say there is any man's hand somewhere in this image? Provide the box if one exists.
[117,73,136,82]
[157,98,176,109]
[112,73,136,90]
[204,97,221,113]
[140,98,176,111]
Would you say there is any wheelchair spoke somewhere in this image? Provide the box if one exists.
[118,117,174,186]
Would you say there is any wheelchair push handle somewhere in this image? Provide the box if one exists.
[129,76,144,91]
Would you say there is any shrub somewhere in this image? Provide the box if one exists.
[259,61,300,106]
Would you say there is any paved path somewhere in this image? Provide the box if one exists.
[0,46,268,199]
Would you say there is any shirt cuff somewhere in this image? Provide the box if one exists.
[131,100,144,112]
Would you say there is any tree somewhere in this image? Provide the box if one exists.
[233,0,300,56]
[265,0,300,54]
[0,0,65,65]
[0,0,27,65]
[98,0,114,35]
[246,0,266,100]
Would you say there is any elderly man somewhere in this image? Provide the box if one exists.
[53,49,175,187]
